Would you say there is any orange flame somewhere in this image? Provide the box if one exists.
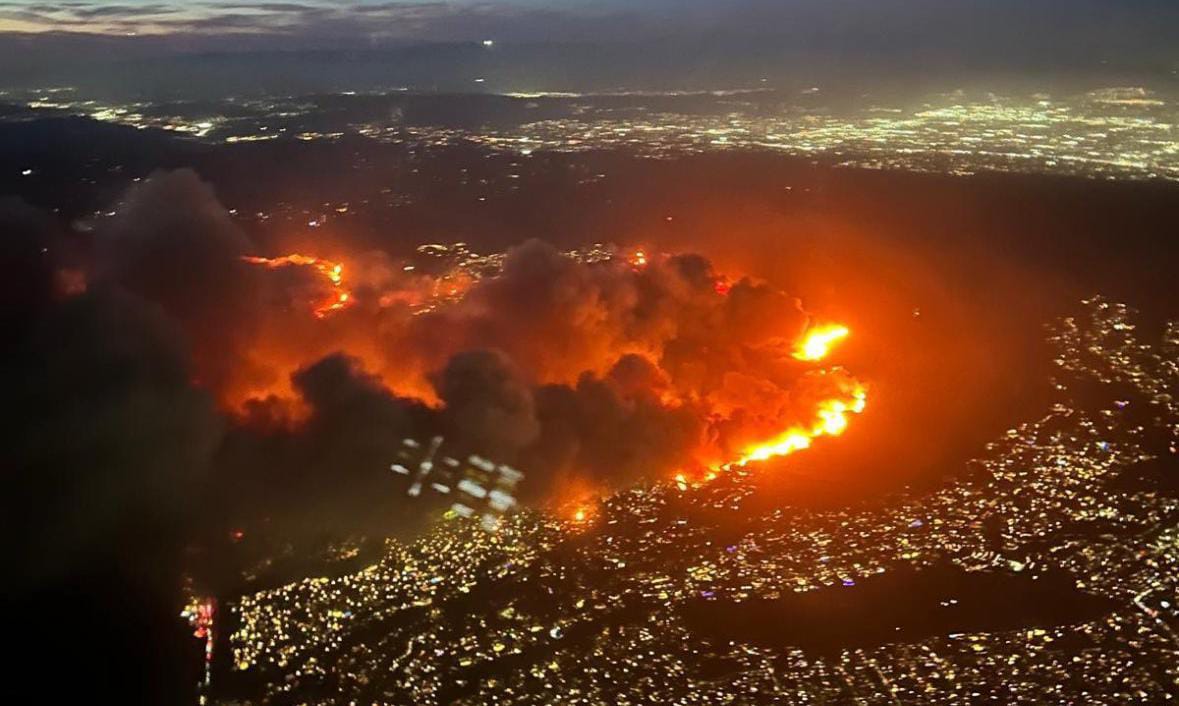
[793,324,850,361]
[732,383,866,467]
[723,323,865,469]
[567,502,599,529]
[241,254,353,318]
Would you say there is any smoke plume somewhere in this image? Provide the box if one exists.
[4,169,865,569]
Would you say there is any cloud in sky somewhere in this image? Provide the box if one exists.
[0,0,1173,88]
[0,1,644,41]
[0,0,1175,48]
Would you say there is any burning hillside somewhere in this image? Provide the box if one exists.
[227,237,867,490]
[17,170,870,550]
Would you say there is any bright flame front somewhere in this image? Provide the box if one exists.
[726,321,866,469]
[793,324,850,361]
[732,383,866,467]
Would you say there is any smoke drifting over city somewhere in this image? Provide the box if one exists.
[5,169,868,560]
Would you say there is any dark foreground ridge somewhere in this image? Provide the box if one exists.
[682,562,1118,656]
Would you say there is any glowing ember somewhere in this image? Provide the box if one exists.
[568,504,598,526]
[241,254,353,318]
[793,323,850,361]
[629,249,648,268]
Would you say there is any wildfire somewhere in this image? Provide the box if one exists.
[230,245,868,500]
[241,254,353,318]
[733,383,867,467]
[793,323,850,361]
[567,502,600,528]
[728,322,866,469]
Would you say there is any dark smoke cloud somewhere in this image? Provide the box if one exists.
[6,170,853,524]
[214,354,436,552]
[96,168,260,393]
[3,287,222,584]
[399,239,812,398]
[434,349,540,458]
[3,170,858,627]
[1,190,224,699]
[0,196,58,345]
[406,238,649,383]
[1,188,222,587]
[522,357,706,498]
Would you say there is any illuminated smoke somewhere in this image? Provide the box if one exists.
[34,171,874,526]
[230,240,870,490]
[240,254,353,318]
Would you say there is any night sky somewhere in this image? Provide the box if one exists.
[0,0,1175,95]
[0,0,1175,49]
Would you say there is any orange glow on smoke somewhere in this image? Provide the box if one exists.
[241,254,354,318]
[793,323,850,361]
[225,246,868,493]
